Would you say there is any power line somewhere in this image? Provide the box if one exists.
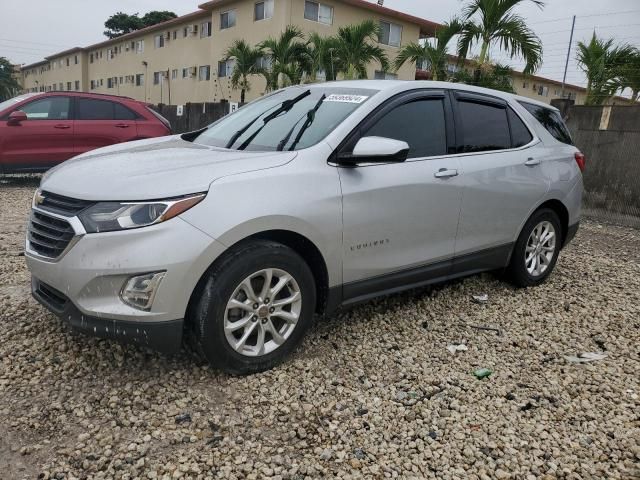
[0,38,74,49]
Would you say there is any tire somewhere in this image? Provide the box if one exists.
[191,240,316,375]
[506,208,562,288]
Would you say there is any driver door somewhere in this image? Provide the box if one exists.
[336,90,463,301]
[1,95,74,171]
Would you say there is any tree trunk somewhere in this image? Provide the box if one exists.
[478,40,490,65]
[241,89,245,103]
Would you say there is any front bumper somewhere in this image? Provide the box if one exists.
[32,277,183,353]
[25,205,228,352]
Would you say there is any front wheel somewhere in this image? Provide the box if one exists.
[506,209,562,287]
[191,240,316,375]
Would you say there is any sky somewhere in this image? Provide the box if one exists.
[1,0,640,88]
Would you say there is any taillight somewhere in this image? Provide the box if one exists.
[574,152,585,172]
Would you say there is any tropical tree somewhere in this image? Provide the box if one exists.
[457,0,544,75]
[614,48,640,103]
[259,26,310,90]
[394,18,463,81]
[0,57,21,101]
[103,11,177,39]
[224,40,265,103]
[450,62,515,93]
[332,20,389,79]
[576,33,635,105]
[305,32,340,82]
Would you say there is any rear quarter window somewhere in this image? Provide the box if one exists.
[519,102,573,145]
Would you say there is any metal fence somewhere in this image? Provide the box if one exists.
[565,105,640,228]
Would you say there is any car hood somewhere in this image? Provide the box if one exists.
[40,135,297,201]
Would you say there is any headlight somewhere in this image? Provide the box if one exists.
[78,193,205,233]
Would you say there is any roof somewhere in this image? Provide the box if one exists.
[198,0,441,36]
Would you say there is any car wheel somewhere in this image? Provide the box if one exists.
[191,240,316,375]
[506,208,562,288]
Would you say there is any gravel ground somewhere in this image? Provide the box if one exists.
[1,177,639,480]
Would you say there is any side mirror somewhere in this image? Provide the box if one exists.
[337,136,410,166]
[7,110,27,126]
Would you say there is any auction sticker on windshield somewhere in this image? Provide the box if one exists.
[324,94,369,104]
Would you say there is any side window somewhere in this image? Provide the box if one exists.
[114,103,138,120]
[77,98,115,120]
[519,102,573,145]
[21,97,70,120]
[507,108,533,148]
[364,99,447,159]
[457,100,510,153]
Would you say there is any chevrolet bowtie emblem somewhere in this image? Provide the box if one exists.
[34,190,45,205]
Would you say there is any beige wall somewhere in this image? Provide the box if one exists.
[19,0,425,105]
[511,72,588,105]
[22,52,87,93]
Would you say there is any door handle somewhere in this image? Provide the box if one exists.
[434,168,459,179]
[54,124,70,129]
[524,157,541,166]
[114,123,130,128]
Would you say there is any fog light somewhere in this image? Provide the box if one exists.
[120,272,166,311]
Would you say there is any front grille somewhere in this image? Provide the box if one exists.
[34,280,68,312]
[28,211,75,259]
[38,191,94,216]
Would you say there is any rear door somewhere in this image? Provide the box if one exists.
[74,97,139,155]
[0,95,74,171]
[452,91,549,268]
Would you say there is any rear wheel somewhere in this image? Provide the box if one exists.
[191,240,316,375]
[506,209,562,287]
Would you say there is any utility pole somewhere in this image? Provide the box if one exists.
[561,15,576,99]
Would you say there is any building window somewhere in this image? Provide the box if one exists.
[119,76,124,84]
[74,55,78,65]
[183,27,189,37]
[304,1,333,25]
[218,59,235,77]
[136,40,144,53]
[255,56,272,70]
[171,69,178,80]
[66,58,70,67]
[255,0,274,21]
[201,21,212,37]
[90,80,95,89]
[199,65,211,81]
[89,53,94,64]
[107,48,114,60]
[522,82,528,88]
[153,71,163,85]
[154,34,164,48]
[379,21,402,47]
[173,30,178,40]
[136,74,144,86]
[67,82,72,90]
[107,77,115,88]
[374,70,398,80]
[182,67,190,78]
[75,80,80,90]
[221,10,236,29]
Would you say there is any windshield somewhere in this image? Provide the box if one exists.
[192,87,377,151]
[0,93,39,113]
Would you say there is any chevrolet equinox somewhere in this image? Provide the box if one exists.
[26,81,583,374]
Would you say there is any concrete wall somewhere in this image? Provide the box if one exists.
[566,105,640,226]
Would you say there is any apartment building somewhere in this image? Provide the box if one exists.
[20,0,438,105]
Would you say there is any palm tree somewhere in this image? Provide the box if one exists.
[0,57,21,101]
[259,26,310,90]
[305,32,340,82]
[615,48,640,103]
[450,62,515,93]
[332,20,389,79]
[394,18,463,81]
[224,40,265,103]
[457,0,544,75]
[576,33,635,105]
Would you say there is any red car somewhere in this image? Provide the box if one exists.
[0,92,171,173]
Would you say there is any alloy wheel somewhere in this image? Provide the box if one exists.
[525,220,556,277]
[224,268,302,357]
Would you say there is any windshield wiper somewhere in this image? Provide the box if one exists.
[277,94,326,151]
[235,89,311,151]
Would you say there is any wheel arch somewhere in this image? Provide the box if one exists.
[185,229,331,333]
[536,199,569,247]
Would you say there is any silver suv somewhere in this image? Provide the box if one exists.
[26,81,583,374]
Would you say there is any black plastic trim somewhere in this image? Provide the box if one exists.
[325,243,513,312]
[32,277,183,353]
[563,221,580,248]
